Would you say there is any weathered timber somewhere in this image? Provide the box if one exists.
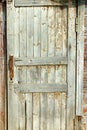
[15,56,68,66]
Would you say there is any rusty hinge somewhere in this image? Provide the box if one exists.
[9,55,14,80]
[75,17,78,33]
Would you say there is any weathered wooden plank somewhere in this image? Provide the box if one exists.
[41,7,47,57]
[55,65,64,84]
[40,93,47,130]
[47,93,54,130]
[47,8,55,128]
[7,2,15,130]
[33,93,40,130]
[19,8,27,57]
[55,66,66,129]
[62,7,67,57]
[33,7,40,130]
[76,0,85,116]
[61,7,67,130]
[33,7,40,58]
[8,82,14,130]
[60,7,67,130]
[54,93,61,130]
[13,7,20,130]
[25,92,32,130]
[40,6,48,130]
[67,2,76,130]
[26,7,33,130]
[18,93,25,130]
[55,5,67,123]
[27,7,34,57]
[48,7,55,57]
[18,68,26,130]
[14,83,67,93]
[47,67,54,130]
[61,93,66,130]
[47,6,55,126]
[41,66,48,83]
[14,0,68,7]
[54,10,67,121]
[18,7,27,130]
[55,7,62,56]
[15,56,68,66]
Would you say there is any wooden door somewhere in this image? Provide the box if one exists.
[7,0,76,130]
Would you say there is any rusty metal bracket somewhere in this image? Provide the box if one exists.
[9,55,14,80]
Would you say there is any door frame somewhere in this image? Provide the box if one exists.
[76,0,85,116]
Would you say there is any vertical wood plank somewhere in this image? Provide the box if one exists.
[61,93,66,130]
[76,0,85,115]
[62,7,67,57]
[54,93,61,130]
[19,7,27,130]
[19,8,27,57]
[67,2,76,130]
[55,7,66,129]
[14,7,20,130]
[55,7,62,56]
[40,7,48,130]
[33,7,40,130]
[33,93,40,130]
[27,7,34,57]
[48,7,55,57]
[7,2,14,130]
[47,66,55,130]
[33,7,40,58]
[41,7,48,58]
[47,7,55,130]
[61,7,67,130]
[47,93,54,130]
[55,65,62,130]
[26,7,34,130]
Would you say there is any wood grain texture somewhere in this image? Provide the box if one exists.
[14,56,68,66]
[14,83,67,93]
[14,0,68,7]
[33,7,40,130]
[13,7,20,130]
[67,2,76,130]
[7,1,15,130]
[19,7,27,130]
[40,7,48,130]
[26,7,33,130]
[76,0,85,116]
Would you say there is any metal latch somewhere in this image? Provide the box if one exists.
[9,55,14,80]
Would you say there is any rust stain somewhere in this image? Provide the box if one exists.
[9,55,14,80]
